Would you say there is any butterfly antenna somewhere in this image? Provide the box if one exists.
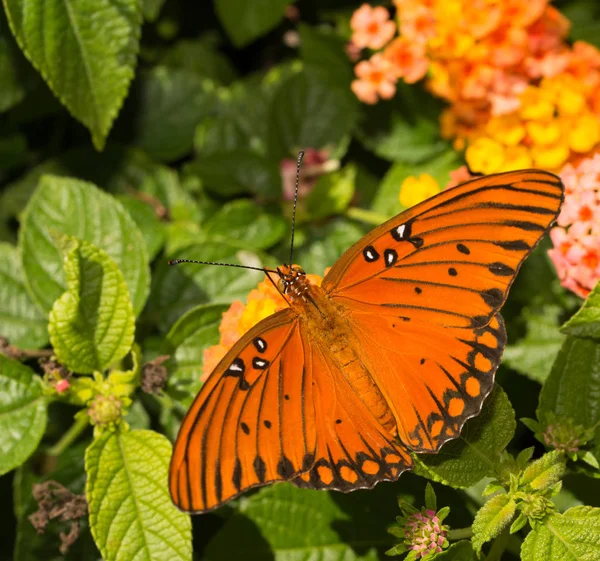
[288,150,305,267]
[168,259,278,275]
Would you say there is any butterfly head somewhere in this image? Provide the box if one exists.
[276,264,308,299]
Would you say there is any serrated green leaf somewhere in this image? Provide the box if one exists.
[0,242,48,348]
[561,280,600,337]
[204,200,287,250]
[147,243,265,332]
[267,68,358,162]
[510,513,528,534]
[414,386,516,488]
[356,83,447,163]
[502,305,565,384]
[520,451,566,491]
[517,447,536,469]
[121,67,217,162]
[3,0,142,149]
[538,336,600,469]
[215,0,293,47]
[472,494,517,554]
[206,481,406,561]
[13,441,96,561]
[48,236,135,374]
[521,506,600,561]
[0,354,47,475]
[160,39,237,85]
[163,303,229,404]
[582,451,600,469]
[186,149,281,198]
[86,430,191,561]
[306,164,356,220]
[19,175,149,316]
[371,150,461,217]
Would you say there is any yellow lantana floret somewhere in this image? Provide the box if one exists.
[400,173,441,208]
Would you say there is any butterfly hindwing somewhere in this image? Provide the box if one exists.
[348,311,506,452]
[170,308,317,513]
[323,170,563,328]
[292,340,413,490]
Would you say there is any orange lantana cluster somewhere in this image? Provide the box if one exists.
[350,1,600,173]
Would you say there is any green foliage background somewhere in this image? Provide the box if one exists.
[1,1,600,561]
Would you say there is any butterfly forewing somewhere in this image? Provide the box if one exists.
[323,170,563,328]
[170,308,317,513]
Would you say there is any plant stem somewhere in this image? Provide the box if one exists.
[346,207,390,226]
[448,527,473,540]
[47,415,89,456]
[484,528,510,561]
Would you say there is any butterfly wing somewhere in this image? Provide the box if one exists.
[292,340,412,490]
[323,170,563,329]
[321,170,563,452]
[170,308,318,513]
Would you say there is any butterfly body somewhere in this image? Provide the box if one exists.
[170,169,564,514]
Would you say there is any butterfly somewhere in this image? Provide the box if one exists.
[169,169,564,513]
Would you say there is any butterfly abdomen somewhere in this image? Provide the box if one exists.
[294,280,397,435]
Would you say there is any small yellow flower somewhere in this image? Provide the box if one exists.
[519,86,555,121]
[399,174,441,208]
[238,297,280,335]
[498,145,533,172]
[556,88,586,117]
[530,141,570,170]
[465,137,505,174]
[486,115,526,146]
[525,119,562,146]
[568,113,600,153]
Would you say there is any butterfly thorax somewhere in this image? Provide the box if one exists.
[277,264,398,435]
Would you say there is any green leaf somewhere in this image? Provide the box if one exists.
[432,541,477,561]
[116,195,166,261]
[215,0,293,47]
[414,386,516,488]
[204,200,287,250]
[520,451,566,492]
[472,494,517,554]
[163,303,228,404]
[0,354,47,475]
[0,10,38,113]
[561,280,600,337]
[356,83,447,163]
[206,481,406,561]
[19,175,150,316]
[503,305,565,383]
[160,38,237,85]
[13,441,97,561]
[267,68,358,162]
[424,482,437,511]
[0,242,48,348]
[538,336,600,464]
[186,150,281,198]
[294,218,368,276]
[560,0,600,48]
[521,506,600,561]
[143,0,167,21]
[371,150,462,217]
[147,243,265,332]
[3,0,142,149]
[121,66,217,162]
[306,164,356,221]
[48,236,135,374]
[86,430,192,561]
[299,24,353,87]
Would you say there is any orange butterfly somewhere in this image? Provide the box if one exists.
[169,169,563,513]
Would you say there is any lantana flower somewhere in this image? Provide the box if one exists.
[548,153,600,298]
[350,4,397,50]
[352,53,398,104]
